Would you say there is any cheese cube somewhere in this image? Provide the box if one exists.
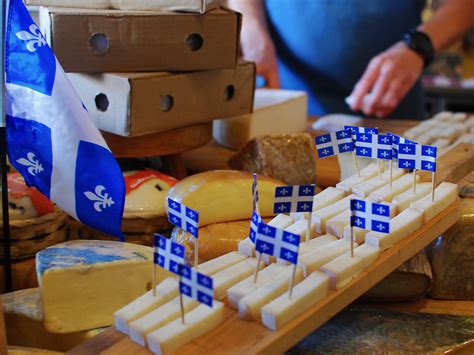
[326,210,351,238]
[392,182,431,212]
[279,234,337,265]
[227,263,288,309]
[147,302,225,355]
[114,277,178,334]
[129,295,198,347]
[365,207,423,250]
[298,238,357,277]
[370,173,419,203]
[312,187,346,211]
[238,266,304,321]
[37,240,154,333]
[197,251,247,276]
[285,218,316,239]
[320,244,380,290]
[351,169,405,198]
[312,194,357,234]
[261,271,329,331]
[336,163,379,193]
[342,225,368,243]
[410,182,459,223]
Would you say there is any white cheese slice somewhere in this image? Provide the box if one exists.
[312,194,358,234]
[261,271,329,331]
[416,133,435,145]
[320,244,380,290]
[114,277,178,335]
[227,263,288,309]
[285,218,316,238]
[431,138,451,149]
[370,173,419,203]
[351,170,405,198]
[147,302,225,355]
[392,182,431,212]
[410,182,458,223]
[326,210,351,238]
[312,187,346,211]
[197,251,247,276]
[342,225,368,244]
[238,266,304,321]
[129,295,198,347]
[298,238,358,277]
[336,163,379,194]
[278,234,338,266]
[365,207,423,250]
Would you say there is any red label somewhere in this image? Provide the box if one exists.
[124,170,179,195]
[8,173,55,217]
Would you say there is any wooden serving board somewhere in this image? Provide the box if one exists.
[69,201,461,355]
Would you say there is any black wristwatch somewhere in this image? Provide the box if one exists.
[402,30,435,68]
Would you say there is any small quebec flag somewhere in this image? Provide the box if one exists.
[5,0,124,238]
[398,144,437,172]
[344,125,379,140]
[387,132,417,161]
[154,234,185,276]
[314,129,354,158]
[167,198,200,237]
[249,210,262,244]
[350,199,391,234]
[355,133,393,160]
[255,221,300,264]
[273,184,315,214]
[179,264,214,307]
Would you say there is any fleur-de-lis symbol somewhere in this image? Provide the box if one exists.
[16,152,43,176]
[84,185,115,212]
[16,24,47,53]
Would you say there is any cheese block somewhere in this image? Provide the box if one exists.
[197,251,248,276]
[431,138,451,150]
[312,187,346,212]
[238,266,304,321]
[351,169,405,198]
[312,194,357,234]
[114,277,178,335]
[298,239,358,277]
[129,295,199,347]
[392,182,432,212]
[326,210,351,238]
[320,244,380,290]
[410,182,459,223]
[416,132,435,145]
[370,173,420,203]
[147,302,225,355]
[1,288,105,352]
[278,234,337,265]
[261,271,329,331]
[365,207,423,250]
[37,240,155,333]
[227,263,288,309]
[213,258,264,300]
[167,170,283,227]
[336,163,379,193]
[342,226,368,244]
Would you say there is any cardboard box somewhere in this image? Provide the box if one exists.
[28,0,220,13]
[213,89,308,149]
[39,7,241,73]
[68,61,256,137]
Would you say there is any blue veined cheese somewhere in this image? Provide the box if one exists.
[37,240,158,333]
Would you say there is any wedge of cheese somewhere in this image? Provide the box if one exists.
[227,263,288,309]
[312,194,357,234]
[370,173,419,203]
[279,234,338,265]
[321,244,380,290]
[129,295,198,347]
[392,182,432,212]
[342,225,368,244]
[312,187,346,211]
[336,163,379,193]
[197,251,247,276]
[261,271,329,331]
[365,207,423,250]
[114,277,178,334]
[298,238,358,277]
[410,182,458,223]
[37,240,155,333]
[351,170,405,198]
[326,210,351,238]
[238,266,304,321]
[147,302,225,355]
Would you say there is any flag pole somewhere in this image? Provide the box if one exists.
[253,252,262,284]
[194,239,199,269]
[352,151,361,177]
[350,225,354,258]
[179,276,185,324]
[412,169,417,194]
[305,213,312,244]
[152,263,157,297]
[431,171,436,202]
[377,159,382,180]
[288,262,298,299]
[389,160,393,190]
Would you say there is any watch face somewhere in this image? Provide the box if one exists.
[404,30,434,67]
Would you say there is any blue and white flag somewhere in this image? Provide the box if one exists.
[5,0,124,238]
[398,144,437,172]
[167,198,199,237]
[273,184,315,214]
[255,221,300,264]
[350,199,390,233]
[387,133,416,161]
[252,173,259,212]
[179,264,214,307]
[344,125,379,140]
[154,234,185,276]
[314,129,354,158]
[249,210,261,244]
[355,133,393,160]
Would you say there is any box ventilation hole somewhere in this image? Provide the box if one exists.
[186,33,204,51]
[160,95,174,112]
[95,93,109,112]
[224,85,235,101]
[89,33,109,54]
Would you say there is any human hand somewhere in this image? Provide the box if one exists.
[349,41,424,118]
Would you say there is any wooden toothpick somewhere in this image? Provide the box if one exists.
[288,262,298,299]
[305,213,313,244]
[152,263,157,297]
[253,252,262,284]
[431,171,436,202]
[352,151,361,177]
[194,238,199,270]
[389,160,393,190]
[413,169,417,194]
[350,225,354,258]
[179,276,185,324]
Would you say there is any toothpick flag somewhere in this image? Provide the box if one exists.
[314,129,354,158]
[273,184,315,214]
[154,234,185,276]
[398,144,437,172]
[355,133,393,160]
[179,264,214,307]
[255,221,301,264]
[249,210,261,245]
[387,133,417,161]
[167,198,200,237]
[350,199,391,234]
[344,126,379,139]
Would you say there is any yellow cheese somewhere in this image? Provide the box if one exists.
[351,170,405,198]
[129,295,198,347]
[261,271,329,331]
[342,225,367,244]
[410,182,459,223]
[227,263,288,309]
[147,302,225,355]
[37,240,155,333]
[365,207,423,250]
[312,194,357,234]
[392,182,432,212]
[370,173,419,203]
[279,234,337,265]
[312,187,346,211]
[298,238,358,277]
[238,266,304,321]
[114,277,178,334]
[320,244,380,290]
[326,210,351,238]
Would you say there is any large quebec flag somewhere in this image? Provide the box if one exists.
[4,0,125,238]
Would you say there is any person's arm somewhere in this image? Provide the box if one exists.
[350,0,474,118]
[227,0,280,88]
